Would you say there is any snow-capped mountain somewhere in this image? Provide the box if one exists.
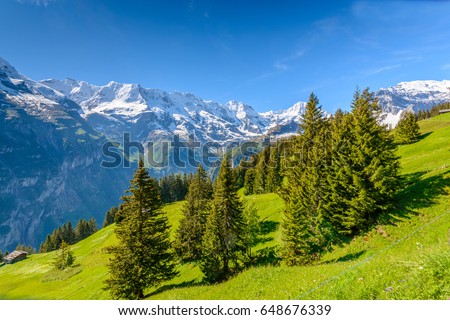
[3,54,447,251]
[0,57,129,250]
[39,78,306,144]
[376,80,450,127]
[1,56,308,250]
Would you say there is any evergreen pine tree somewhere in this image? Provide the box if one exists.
[75,219,88,242]
[325,109,357,234]
[242,201,261,261]
[174,165,213,261]
[40,234,54,253]
[53,240,75,270]
[328,89,400,234]
[233,163,247,189]
[280,93,334,265]
[254,147,270,194]
[395,110,420,144]
[200,155,247,282]
[266,144,281,193]
[105,160,178,299]
[350,89,400,228]
[16,244,36,254]
[243,168,256,195]
[50,228,62,251]
[61,221,76,244]
[88,218,98,234]
[103,206,119,228]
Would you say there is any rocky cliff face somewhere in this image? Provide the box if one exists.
[0,57,308,250]
[376,80,450,127]
[0,58,130,250]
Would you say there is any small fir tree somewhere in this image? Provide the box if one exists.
[174,165,213,261]
[200,155,247,282]
[243,168,256,195]
[280,93,335,265]
[254,147,270,194]
[103,206,119,228]
[265,144,282,193]
[105,160,178,299]
[242,201,261,261]
[395,110,420,144]
[53,240,75,270]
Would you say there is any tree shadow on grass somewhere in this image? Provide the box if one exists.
[250,246,282,267]
[320,250,366,265]
[417,131,433,141]
[260,220,279,234]
[379,169,450,225]
[255,220,279,245]
[145,279,204,298]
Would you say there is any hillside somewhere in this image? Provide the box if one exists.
[0,114,449,299]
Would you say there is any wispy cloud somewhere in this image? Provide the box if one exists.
[313,17,341,35]
[364,64,402,76]
[351,1,385,20]
[442,63,450,70]
[16,0,55,6]
[274,49,306,71]
[244,48,306,85]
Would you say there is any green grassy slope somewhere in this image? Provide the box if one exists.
[0,114,448,300]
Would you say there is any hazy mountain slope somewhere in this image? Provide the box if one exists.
[376,80,450,127]
[0,58,130,250]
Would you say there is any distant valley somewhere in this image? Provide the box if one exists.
[0,56,448,250]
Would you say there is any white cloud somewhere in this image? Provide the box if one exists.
[273,49,306,71]
[364,64,401,76]
[16,0,55,7]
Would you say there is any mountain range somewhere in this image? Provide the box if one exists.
[0,56,448,250]
[376,80,450,127]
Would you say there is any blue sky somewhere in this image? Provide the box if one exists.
[2,0,450,112]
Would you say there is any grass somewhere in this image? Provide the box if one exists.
[0,114,449,300]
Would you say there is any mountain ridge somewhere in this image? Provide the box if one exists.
[39,78,307,144]
[1,56,449,250]
[376,80,450,127]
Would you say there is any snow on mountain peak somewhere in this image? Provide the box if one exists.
[0,57,22,80]
[0,57,308,143]
[260,101,307,127]
[377,79,450,128]
[37,77,307,142]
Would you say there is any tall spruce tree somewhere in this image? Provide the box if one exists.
[242,200,261,261]
[280,93,334,265]
[325,109,357,234]
[395,110,420,144]
[243,168,256,195]
[174,165,213,261]
[105,160,178,299]
[200,155,247,282]
[328,89,400,234]
[254,147,270,194]
[61,221,76,244]
[266,144,282,193]
[103,206,119,228]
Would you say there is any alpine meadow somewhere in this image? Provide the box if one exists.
[1,1,450,309]
[1,109,449,300]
